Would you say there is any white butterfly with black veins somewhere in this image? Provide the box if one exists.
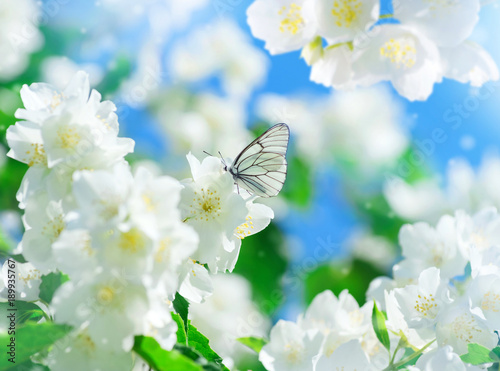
[222,123,289,198]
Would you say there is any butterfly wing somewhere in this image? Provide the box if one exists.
[229,123,289,198]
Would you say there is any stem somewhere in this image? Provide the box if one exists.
[379,14,394,19]
[389,339,404,365]
[386,339,436,370]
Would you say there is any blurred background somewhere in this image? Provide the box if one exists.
[1,1,500,369]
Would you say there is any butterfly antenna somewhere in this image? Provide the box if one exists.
[218,151,227,167]
[203,150,213,157]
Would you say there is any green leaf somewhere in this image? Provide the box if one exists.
[7,360,50,371]
[188,323,228,370]
[133,335,203,371]
[173,292,190,336]
[236,337,268,353]
[304,258,384,306]
[233,223,288,315]
[280,155,313,207]
[38,272,69,304]
[372,301,390,353]
[0,322,72,369]
[460,343,500,365]
[0,301,44,325]
[491,346,500,360]
[171,312,187,345]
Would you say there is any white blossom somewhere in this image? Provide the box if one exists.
[396,215,467,280]
[314,0,379,43]
[352,24,442,101]
[247,0,317,55]
[189,274,270,368]
[169,20,268,100]
[180,153,273,273]
[393,0,480,47]
[0,0,43,80]
[259,320,322,371]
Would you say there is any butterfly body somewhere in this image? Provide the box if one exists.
[226,123,289,198]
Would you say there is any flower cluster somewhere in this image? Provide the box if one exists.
[384,154,500,223]
[259,207,500,370]
[0,0,43,81]
[169,19,269,101]
[3,71,274,370]
[247,0,499,101]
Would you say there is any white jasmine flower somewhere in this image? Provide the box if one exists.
[20,195,66,273]
[383,177,446,223]
[0,0,43,80]
[310,45,355,89]
[440,41,499,87]
[47,329,134,371]
[412,345,480,371]
[315,339,375,371]
[52,229,96,281]
[469,245,500,277]
[147,222,199,300]
[393,0,480,47]
[0,260,42,302]
[435,301,497,355]
[385,291,430,350]
[169,20,268,100]
[299,290,371,339]
[396,215,467,280]
[298,290,339,333]
[52,271,149,352]
[467,272,500,331]
[314,0,379,43]
[352,24,441,101]
[180,153,273,272]
[71,163,134,231]
[41,56,104,90]
[142,295,177,351]
[323,86,408,169]
[259,320,322,371]
[247,0,317,55]
[6,72,135,204]
[392,268,451,331]
[189,274,270,367]
[455,207,500,260]
[178,259,213,303]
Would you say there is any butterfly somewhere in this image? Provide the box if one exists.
[220,123,289,198]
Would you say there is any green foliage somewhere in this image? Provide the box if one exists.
[96,55,132,97]
[460,343,500,365]
[354,194,407,245]
[134,321,230,371]
[236,337,268,353]
[173,292,190,336]
[171,313,187,345]
[371,301,390,353]
[0,301,44,325]
[0,159,28,211]
[0,322,71,370]
[233,223,288,315]
[187,323,228,370]
[9,360,49,371]
[39,272,69,304]
[280,155,313,207]
[0,227,13,256]
[304,258,385,306]
[133,336,203,371]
